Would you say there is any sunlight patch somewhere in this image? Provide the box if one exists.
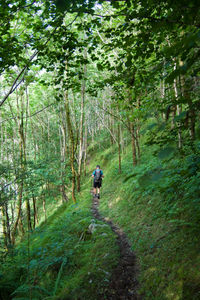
[108,201,113,208]
[115,196,121,203]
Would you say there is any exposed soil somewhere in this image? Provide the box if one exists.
[91,193,141,300]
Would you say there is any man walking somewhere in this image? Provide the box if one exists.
[92,165,104,199]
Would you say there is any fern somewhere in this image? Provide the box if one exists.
[53,258,67,296]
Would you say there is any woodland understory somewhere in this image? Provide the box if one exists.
[0,0,200,299]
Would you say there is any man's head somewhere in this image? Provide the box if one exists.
[96,165,100,169]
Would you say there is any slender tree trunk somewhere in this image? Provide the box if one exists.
[11,202,15,226]
[130,122,137,166]
[173,72,182,148]
[120,124,126,154]
[127,89,137,166]
[189,105,196,139]
[110,114,114,145]
[59,108,69,203]
[28,95,37,159]
[77,60,86,192]
[116,105,122,173]
[43,195,47,222]
[32,195,38,229]
[136,98,141,159]
[59,124,69,203]
[0,114,3,161]
[181,75,196,139]
[135,127,140,160]
[117,120,121,173]
[1,204,8,249]
[12,166,24,243]
[5,201,11,246]
[83,121,88,177]
[91,127,94,145]
[23,92,32,231]
[12,91,25,243]
[65,90,76,203]
[160,79,166,120]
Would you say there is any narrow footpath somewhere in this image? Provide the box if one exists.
[91,193,140,300]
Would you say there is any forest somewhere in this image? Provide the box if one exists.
[0,0,200,299]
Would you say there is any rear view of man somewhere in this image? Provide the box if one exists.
[92,165,104,199]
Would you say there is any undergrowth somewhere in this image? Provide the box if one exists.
[0,176,119,300]
[1,134,200,300]
[92,138,200,300]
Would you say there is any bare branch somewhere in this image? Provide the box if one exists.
[97,104,129,130]
[18,1,36,10]
[0,103,56,124]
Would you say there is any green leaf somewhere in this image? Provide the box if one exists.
[97,63,103,71]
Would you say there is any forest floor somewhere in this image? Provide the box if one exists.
[91,191,140,300]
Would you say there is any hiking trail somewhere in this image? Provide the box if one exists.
[91,192,140,300]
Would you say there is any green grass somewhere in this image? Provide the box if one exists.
[91,139,200,300]
[0,175,119,300]
[1,136,200,300]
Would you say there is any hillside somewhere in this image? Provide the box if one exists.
[1,1,200,299]
[0,163,119,299]
[95,140,200,299]
[1,139,200,299]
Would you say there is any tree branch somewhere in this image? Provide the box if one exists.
[0,103,56,124]
[97,104,129,130]
[0,13,79,107]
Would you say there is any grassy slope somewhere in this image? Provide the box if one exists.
[1,139,200,300]
[93,142,200,300]
[0,170,119,300]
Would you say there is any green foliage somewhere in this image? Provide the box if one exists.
[0,178,118,300]
[1,0,200,299]
[91,133,200,299]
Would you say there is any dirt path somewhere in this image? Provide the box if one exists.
[91,194,140,300]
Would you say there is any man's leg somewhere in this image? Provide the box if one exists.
[93,180,97,196]
[93,187,97,196]
[97,187,100,198]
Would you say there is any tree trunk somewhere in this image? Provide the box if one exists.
[11,202,15,226]
[43,195,47,222]
[32,195,38,229]
[77,60,86,192]
[1,205,8,249]
[130,122,137,166]
[65,90,76,203]
[117,120,121,173]
[5,201,11,246]
[136,98,141,159]
[135,127,140,160]
[181,75,196,139]
[173,74,182,148]
[11,89,33,241]
[22,92,32,231]
[83,121,88,177]
[160,79,166,120]
[59,109,69,203]
[127,89,137,166]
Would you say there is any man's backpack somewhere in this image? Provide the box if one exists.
[94,169,102,183]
